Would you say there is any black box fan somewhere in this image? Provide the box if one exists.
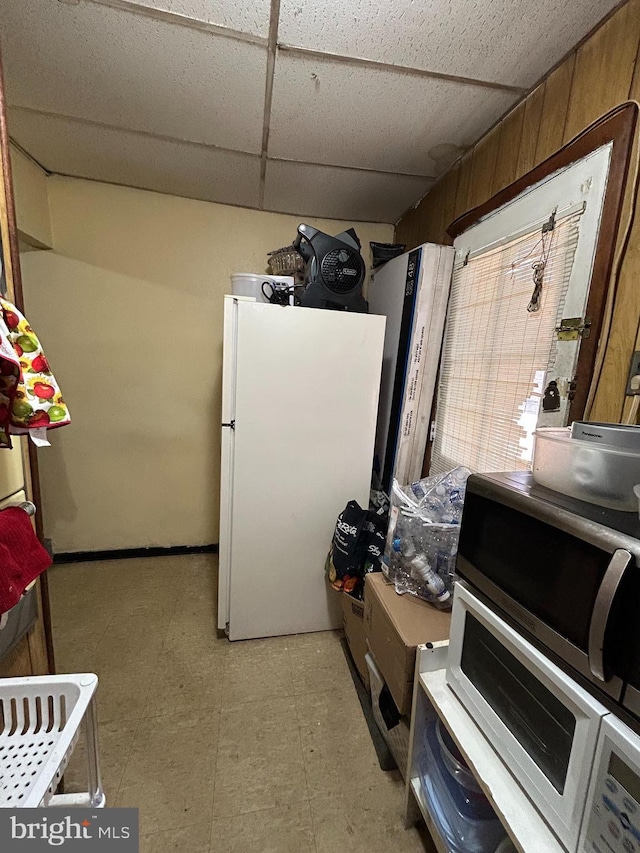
[293,224,368,312]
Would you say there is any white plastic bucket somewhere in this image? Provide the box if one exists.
[533,427,640,511]
[230,273,294,304]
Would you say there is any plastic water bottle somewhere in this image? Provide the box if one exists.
[401,537,417,559]
[409,555,451,603]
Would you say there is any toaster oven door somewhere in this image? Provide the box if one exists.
[448,583,609,852]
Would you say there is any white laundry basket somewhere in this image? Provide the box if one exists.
[365,652,410,778]
[0,673,104,808]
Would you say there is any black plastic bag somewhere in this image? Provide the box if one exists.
[326,500,367,595]
[326,500,387,599]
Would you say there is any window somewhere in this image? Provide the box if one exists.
[431,209,582,473]
[430,144,612,475]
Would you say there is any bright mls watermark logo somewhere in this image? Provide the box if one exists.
[0,809,139,850]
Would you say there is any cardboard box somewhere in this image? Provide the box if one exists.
[340,592,370,690]
[366,650,411,778]
[364,573,451,715]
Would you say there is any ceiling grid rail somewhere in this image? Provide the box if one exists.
[79,0,268,46]
[7,106,436,181]
[4,0,622,222]
[259,0,283,208]
[80,0,526,95]
[276,45,526,94]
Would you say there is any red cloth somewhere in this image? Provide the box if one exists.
[0,507,51,613]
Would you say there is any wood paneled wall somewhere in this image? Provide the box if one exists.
[396,0,640,423]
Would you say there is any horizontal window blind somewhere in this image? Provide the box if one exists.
[430,211,581,475]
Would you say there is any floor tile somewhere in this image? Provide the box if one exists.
[144,644,227,718]
[117,710,219,834]
[213,697,307,818]
[296,688,382,799]
[284,630,343,650]
[164,592,222,648]
[288,631,352,696]
[97,672,155,725]
[96,617,169,715]
[91,663,161,724]
[50,560,201,723]
[48,556,423,851]
[49,573,113,656]
[163,617,221,649]
[311,779,426,853]
[51,558,176,617]
[112,572,190,626]
[221,638,293,708]
[229,636,294,654]
[53,626,110,673]
[140,821,211,853]
[210,802,315,853]
[182,554,218,598]
[63,718,139,802]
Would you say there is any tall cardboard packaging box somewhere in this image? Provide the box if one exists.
[364,573,451,715]
[340,592,370,690]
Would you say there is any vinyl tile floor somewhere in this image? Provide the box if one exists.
[49,554,432,852]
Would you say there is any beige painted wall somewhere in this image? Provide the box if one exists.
[10,145,52,248]
[20,177,393,553]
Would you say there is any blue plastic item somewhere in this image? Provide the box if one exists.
[419,722,507,853]
[435,720,496,817]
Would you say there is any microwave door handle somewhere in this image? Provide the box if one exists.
[588,548,633,681]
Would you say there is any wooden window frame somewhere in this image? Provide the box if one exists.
[446,102,638,426]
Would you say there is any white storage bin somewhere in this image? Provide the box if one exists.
[230,273,294,304]
[365,652,410,778]
[532,428,640,512]
[0,674,104,808]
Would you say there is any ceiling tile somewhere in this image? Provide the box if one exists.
[0,0,267,153]
[123,0,271,37]
[264,160,433,222]
[278,0,619,87]
[8,109,261,209]
[270,54,518,176]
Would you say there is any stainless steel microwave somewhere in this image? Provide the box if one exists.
[456,472,640,719]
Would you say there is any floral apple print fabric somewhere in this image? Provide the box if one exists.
[0,298,70,448]
[0,310,20,447]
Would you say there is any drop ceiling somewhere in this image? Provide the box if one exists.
[0,0,620,223]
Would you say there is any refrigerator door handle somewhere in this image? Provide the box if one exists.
[218,296,240,632]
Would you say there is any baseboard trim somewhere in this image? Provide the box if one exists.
[53,543,218,564]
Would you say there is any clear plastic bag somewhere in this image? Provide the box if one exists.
[382,467,471,609]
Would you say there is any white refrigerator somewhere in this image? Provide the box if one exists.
[218,297,386,641]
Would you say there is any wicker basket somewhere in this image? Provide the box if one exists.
[268,245,305,277]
